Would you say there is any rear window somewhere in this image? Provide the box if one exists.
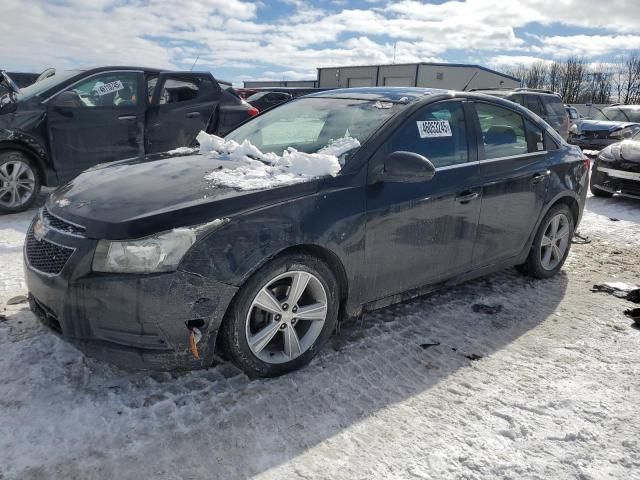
[541,96,566,117]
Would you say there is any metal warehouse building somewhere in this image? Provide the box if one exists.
[318,62,520,90]
[243,79,318,88]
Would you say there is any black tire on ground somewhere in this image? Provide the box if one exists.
[0,151,41,214]
[219,253,340,378]
[517,204,575,279]
[589,170,613,197]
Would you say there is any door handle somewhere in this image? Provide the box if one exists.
[531,170,550,184]
[455,191,480,203]
[186,112,201,118]
[118,115,137,121]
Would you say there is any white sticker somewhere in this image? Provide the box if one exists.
[537,142,544,151]
[96,80,124,96]
[417,120,452,138]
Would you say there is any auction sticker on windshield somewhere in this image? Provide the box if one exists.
[96,80,124,96]
[417,120,452,138]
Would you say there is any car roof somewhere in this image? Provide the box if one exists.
[471,88,560,98]
[306,87,447,103]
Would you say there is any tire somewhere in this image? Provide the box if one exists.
[517,204,575,279]
[589,170,613,197]
[219,253,340,378]
[0,151,41,214]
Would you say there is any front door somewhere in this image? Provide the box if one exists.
[364,100,482,302]
[46,71,145,182]
[146,72,221,153]
[470,101,550,267]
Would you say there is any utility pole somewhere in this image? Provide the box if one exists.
[392,42,397,64]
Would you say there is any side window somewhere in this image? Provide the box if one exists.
[159,77,199,104]
[541,96,566,117]
[55,72,139,108]
[475,103,528,159]
[387,101,468,168]
[525,96,545,116]
[147,76,158,103]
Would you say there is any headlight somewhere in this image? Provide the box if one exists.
[610,127,634,139]
[92,219,227,273]
[597,146,616,162]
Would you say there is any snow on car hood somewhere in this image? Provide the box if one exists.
[600,139,640,163]
[195,131,359,190]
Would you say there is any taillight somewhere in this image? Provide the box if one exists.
[583,157,591,171]
[247,106,259,117]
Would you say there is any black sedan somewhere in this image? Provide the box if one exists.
[590,131,640,199]
[24,87,588,377]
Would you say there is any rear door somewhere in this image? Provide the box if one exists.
[364,100,482,301]
[470,101,550,268]
[146,72,221,153]
[46,70,145,181]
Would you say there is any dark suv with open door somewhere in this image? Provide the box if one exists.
[0,66,257,213]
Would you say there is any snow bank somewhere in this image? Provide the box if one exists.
[197,131,359,190]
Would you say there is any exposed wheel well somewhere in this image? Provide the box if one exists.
[0,142,47,185]
[270,244,349,303]
[551,196,580,226]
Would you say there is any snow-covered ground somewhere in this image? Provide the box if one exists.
[1,191,639,480]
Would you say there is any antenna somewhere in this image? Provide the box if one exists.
[392,42,397,64]
[190,54,200,71]
[462,71,479,91]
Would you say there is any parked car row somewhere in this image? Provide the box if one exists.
[0,66,258,213]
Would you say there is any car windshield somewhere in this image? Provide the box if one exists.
[620,108,640,122]
[590,108,611,121]
[16,70,82,101]
[225,97,405,157]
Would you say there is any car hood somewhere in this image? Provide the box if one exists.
[576,119,638,132]
[600,139,640,163]
[47,152,323,240]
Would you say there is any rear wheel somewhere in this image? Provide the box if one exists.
[0,151,41,214]
[517,204,574,279]
[220,253,339,377]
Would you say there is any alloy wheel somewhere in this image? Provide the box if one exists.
[540,213,571,270]
[0,160,36,209]
[245,270,328,364]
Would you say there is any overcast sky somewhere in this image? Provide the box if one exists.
[3,0,640,84]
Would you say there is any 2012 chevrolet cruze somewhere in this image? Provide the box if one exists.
[24,87,588,377]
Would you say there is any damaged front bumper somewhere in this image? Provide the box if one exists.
[23,217,238,371]
[591,164,640,199]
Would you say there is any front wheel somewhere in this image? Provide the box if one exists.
[219,254,339,378]
[0,151,41,214]
[517,204,574,279]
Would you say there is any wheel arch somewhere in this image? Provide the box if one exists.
[0,141,49,186]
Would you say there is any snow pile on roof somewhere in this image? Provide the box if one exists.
[197,131,359,190]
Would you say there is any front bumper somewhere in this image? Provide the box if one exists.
[591,164,640,199]
[23,216,238,371]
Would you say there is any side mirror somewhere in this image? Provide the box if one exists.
[52,90,83,109]
[374,151,436,183]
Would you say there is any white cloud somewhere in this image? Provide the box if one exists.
[2,0,640,84]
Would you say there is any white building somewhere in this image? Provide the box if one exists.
[317,62,520,90]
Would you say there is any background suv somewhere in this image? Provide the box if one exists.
[471,88,570,140]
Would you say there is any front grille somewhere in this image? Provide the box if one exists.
[43,208,85,236]
[25,224,74,275]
